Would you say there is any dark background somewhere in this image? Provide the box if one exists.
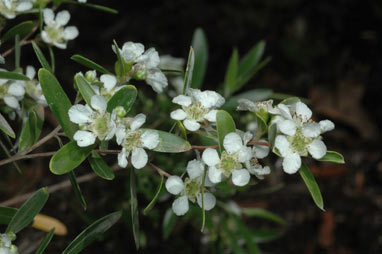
[1,0,382,253]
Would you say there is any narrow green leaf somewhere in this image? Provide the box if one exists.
[88,152,115,180]
[15,35,20,69]
[235,57,271,89]
[0,113,15,138]
[32,42,53,73]
[162,208,177,240]
[251,229,283,243]
[141,129,191,153]
[48,46,55,73]
[6,187,49,234]
[254,111,268,137]
[18,111,37,151]
[299,163,324,211]
[182,47,195,94]
[49,141,95,175]
[0,206,17,224]
[63,211,122,254]
[200,167,207,232]
[191,28,208,89]
[242,208,285,225]
[0,139,22,173]
[106,85,137,113]
[82,3,118,14]
[224,48,239,97]
[68,170,87,210]
[216,110,236,153]
[0,71,29,81]
[223,88,273,110]
[237,40,265,81]
[130,168,140,249]
[1,21,35,43]
[74,73,96,106]
[36,228,55,254]
[234,216,260,254]
[71,55,111,74]
[113,40,126,79]
[38,68,78,139]
[143,174,164,215]
[318,151,345,164]
[267,122,277,147]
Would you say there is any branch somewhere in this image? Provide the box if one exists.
[18,125,61,156]
[0,152,55,167]
[1,24,39,58]
[149,162,171,178]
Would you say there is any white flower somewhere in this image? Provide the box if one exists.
[115,113,159,169]
[0,232,18,254]
[170,88,225,131]
[68,95,116,147]
[113,41,145,63]
[237,99,278,114]
[274,102,333,174]
[202,132,253,186]
[41,8,79,49]
[0,68,25,110]
[165,159,216,216]
[24,66,47,106]
[0,0,33,19]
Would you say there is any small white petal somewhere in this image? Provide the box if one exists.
[238,146,253,163]
[100,74,117,91]
[141,130,160,149]
[130,113,146,131]
[208,166,224,184]
[183,119,200,131]
[68,104,93,124]
[146,69,168,93]
[277,104,292,119]
[253,139,270,159]
[53,42,67,49]
[202,148,220,167]
[319,120,335,133]
[91,95,107,112]
[138,48,160,69]
[115,125,126,145]
[278,119,297,136]
[282,153,301,174]
[308,140,327,159]
[41,31,52,44]
[105,121,116,140]
[15,2,32,11]
[243,132,253,145]
[118,150,128,168]
[203,109,218,122]
[170,109,187,120]
[55,10,70,26]
[63,26,79,40]
[131,147,148,169]
[194,90,225,109]
[186,159,204,179]
[172,196,189,216]
[232,169,250,186]
[43,9,55,25]
[26,66,36,79]
[4,96,19,109]
[223,132,242,154]
[172,95,192,107]
[295,102,312,122]
[275,135,293,157]
[165,176,184,195]
[8,82,25,97]
[197,193,216,211]
[302,122,321,138]
[73,130,96,147]
[121,42,145,62]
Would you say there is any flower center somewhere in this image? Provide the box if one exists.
[288,129,310,156]
[91,113,111,140]
[184,178,201,202]
[183,102,209,121]
[46,25,64,42]
[218,151,241,177]
[122,130,143,152]
[0,84,8,98]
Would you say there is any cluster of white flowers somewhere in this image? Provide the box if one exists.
[170,88,225,131]
[112,42,168,93]
[0,0,33,19]
[41,8,79,49]
[0,232,18,254]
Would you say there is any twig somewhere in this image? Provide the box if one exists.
[1,25,39,58]
[149,162,171,178]
[0,152,55,167]
[18,126,61,156]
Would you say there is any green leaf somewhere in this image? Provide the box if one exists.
[267,122,277,147]
[1,21,35,43]
[182,47,195,94]
[191,28,208,89]
[49,141,95,175]
[0,206,17,224]
[38,68,78,139]
[15,35,20,69]
[141,129,191,153]
[6,187,49,234]
[113,40,126,79]
[162,208,177,240]
[216,110,236,153]
[74,73,96,106]
[36,228,55,254]
[63,211,122,254]
[251,229,283,243]
[254,111,268,137]
[68,170,87,210]
[299,163,324,211]
[223,88,273,110]
[200,167,207,232]
[143,174,164,215]
[318,151,345,164]
[106,85,137,113]
[0,113,15,138]
[82,3,118,14]
[237,40,265,84]
[18,111,37,151]
[0,71,29,81]
[130,168,140,250]
[71,54,111,74]
[32,42,53,73]
[224,48,239,97]
[88,152,115,180]
[48,46,55,73]
[241,208,285,225]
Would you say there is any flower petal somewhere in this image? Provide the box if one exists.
[277,104,292,119]
[319,120,335,133]
[165,176,184,195]
[100,74,117,91]
[295,102,312,122]
[8,82,25,97]
[68,104,93,124]
[115,125,126,145]
[203,109,218,122]
[16,2,32,12]
[207,166,223,184]
[73,130,96,147]
[63,26,79,40]
[130,113,146,130]
[172,95,192,107]
[275,135,292,157]
[91,95,107,112]
[223,132,243,154]
[186,159,204,179]
[202,148,220,167]
[141,130,160,149]
[197,193,216,211]
[26,66,36,79]
[4,96,19,109]
[253,139,270,159]
[232,169,250,186]
[118,149,128,168]
[308,139,327,159]
[146,69,168,93]
[278,119,296,136]
[43,8,54,25]
[131,147,148,169]
[183,119,200,131]
[55,10,70,26]
[282,153,301,174]
[172,196,189,216]
[170,109,187,120]
[302,122,321,138]
[238,146,253,163]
